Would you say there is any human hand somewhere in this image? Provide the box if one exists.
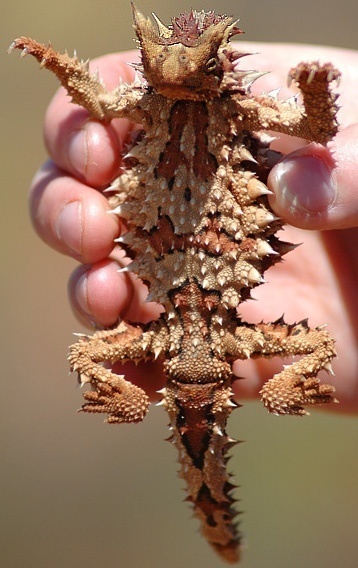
[29,44,358,412]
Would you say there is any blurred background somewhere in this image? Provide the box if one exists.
[2,1,358,567]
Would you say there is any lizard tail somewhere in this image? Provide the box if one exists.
[162,382,242,563]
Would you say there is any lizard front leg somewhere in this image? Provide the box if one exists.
[9,38,144,122]
[237,61,340,144]
[223,318,337,415]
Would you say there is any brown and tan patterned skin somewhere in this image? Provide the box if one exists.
[10,6,340,563]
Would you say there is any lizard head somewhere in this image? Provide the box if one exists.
[132,4,246,100]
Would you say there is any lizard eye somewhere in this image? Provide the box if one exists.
[156,47,169,63]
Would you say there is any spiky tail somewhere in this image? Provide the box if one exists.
[162,381,241,563]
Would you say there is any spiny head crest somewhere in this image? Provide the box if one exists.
[131,3,248,100]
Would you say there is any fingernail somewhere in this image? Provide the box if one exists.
[74,270,91,317]
[67,127,88,178]
[56,201,82,255]
[271,148,337,216]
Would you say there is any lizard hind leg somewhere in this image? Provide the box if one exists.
[256,319,338,416]
[222,318,337,416]
[68,321,160,424]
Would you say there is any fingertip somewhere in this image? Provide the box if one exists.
[269,128,358,230]
[43,53,138,187]
[69,258,163,328]
[268,144,337,230]
[30,163,120,263]
[44,98,127,188]
[69,260,127,328]
[66,119,122,186]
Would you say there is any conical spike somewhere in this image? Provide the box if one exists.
[151,12,172,37]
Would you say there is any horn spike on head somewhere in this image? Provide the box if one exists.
[151,12,172,38]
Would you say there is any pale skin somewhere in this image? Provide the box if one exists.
[29,44,358,413]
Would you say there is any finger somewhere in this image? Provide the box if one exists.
[43,52,138,187]
[30,161,120,263]
[268,125,358,230]
[68,257,163,328]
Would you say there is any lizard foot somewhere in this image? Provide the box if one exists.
[260,374,338,416]
[81,377,149,424]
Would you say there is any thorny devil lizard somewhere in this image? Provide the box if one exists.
[10,4,340,563]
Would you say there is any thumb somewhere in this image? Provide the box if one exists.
[268,124,358,230]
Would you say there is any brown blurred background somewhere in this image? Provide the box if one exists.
[2,1,358,567]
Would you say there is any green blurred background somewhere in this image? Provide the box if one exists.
[2,1,358,567]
